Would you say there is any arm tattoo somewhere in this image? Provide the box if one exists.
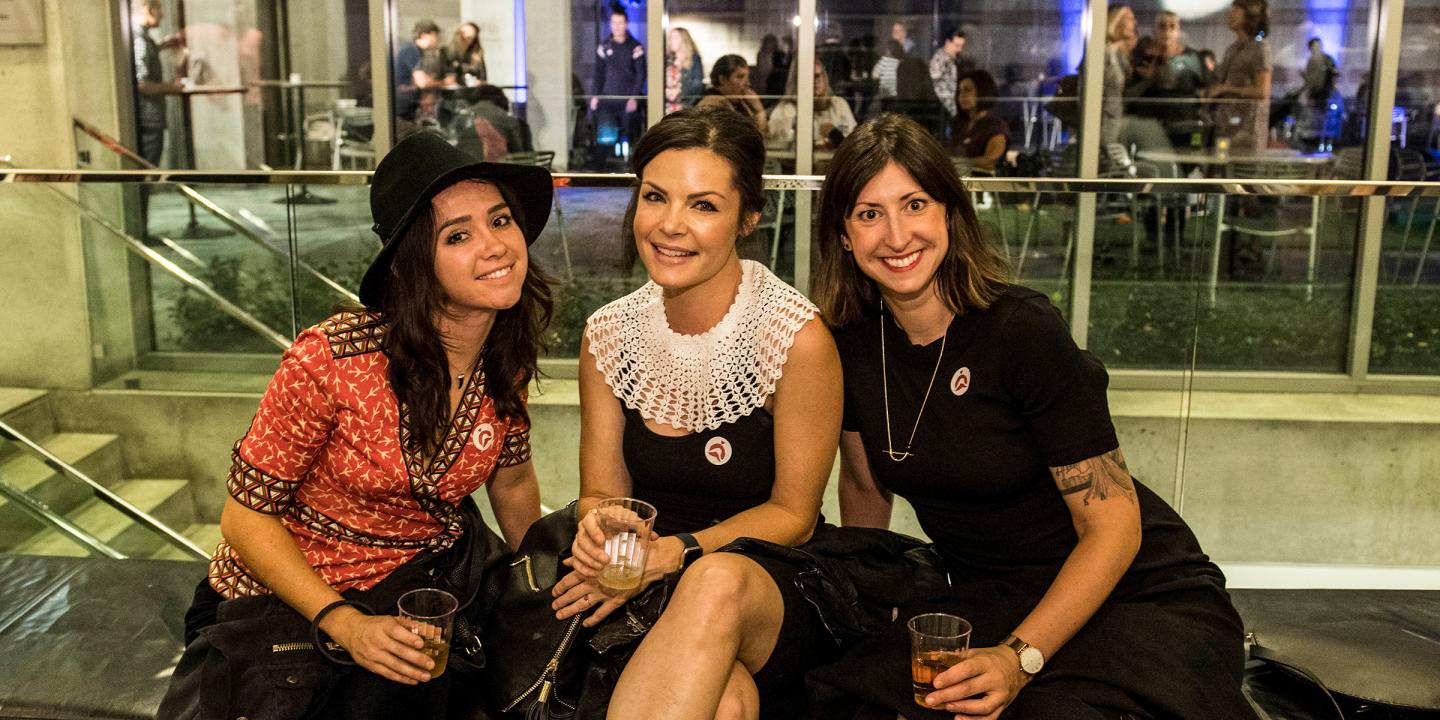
[1051,449,1136,506]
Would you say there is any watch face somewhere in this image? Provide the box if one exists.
[1019,646,1044,674]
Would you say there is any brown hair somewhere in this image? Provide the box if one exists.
[1233,0,1270,39]
[622,105,767,249]
[813,113,1010,327]
[383,180,553,458]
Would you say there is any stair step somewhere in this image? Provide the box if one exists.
[152,522,222,561]
[11,479,192,557]
[0,432,124,545]
[0,388,55,460]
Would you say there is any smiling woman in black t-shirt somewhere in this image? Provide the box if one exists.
[808,114,1255,719]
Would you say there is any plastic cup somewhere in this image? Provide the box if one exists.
[397,588,458,679]
[907,613,972,707]
[594,497,657,594]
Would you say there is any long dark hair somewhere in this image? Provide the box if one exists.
[710,54,749,89]
[382,182,553,458]
[813,113,1010,327]
[622,105,767,248]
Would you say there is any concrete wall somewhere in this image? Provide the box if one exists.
[0,0,126,391]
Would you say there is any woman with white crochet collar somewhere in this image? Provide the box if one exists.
[549,105,843,719]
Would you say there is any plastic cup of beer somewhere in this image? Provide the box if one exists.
[907,613,972,707]
[594,497,657,594]
[398,588,458,679]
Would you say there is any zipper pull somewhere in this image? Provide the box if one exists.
[537,658,560,703]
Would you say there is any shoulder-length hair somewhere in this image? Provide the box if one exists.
[813,113,1009,327]
[382,181,553,458]
[622,105,767,248]
[450,22,484,66]
[960,69,998,112]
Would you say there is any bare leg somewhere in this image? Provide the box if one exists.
[607,553,785,720]
[715,661,759,720]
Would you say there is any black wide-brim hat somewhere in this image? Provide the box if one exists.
[360,130,553,308]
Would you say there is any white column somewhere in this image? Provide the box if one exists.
[523,0,573,168]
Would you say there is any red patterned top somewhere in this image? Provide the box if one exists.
[208,310,531,600]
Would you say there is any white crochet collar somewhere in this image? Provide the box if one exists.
[586,260,818,433]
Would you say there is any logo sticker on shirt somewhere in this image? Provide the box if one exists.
[704,437,733,466]
[950,367,972,396]
[471,422,496,453]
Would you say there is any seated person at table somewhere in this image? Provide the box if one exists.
[767,62,856,153]
[949,69,1009,173]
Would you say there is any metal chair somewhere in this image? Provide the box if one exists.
[1209,160,1323,303]
[334,106,377,170]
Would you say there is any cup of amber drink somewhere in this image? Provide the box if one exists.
[907,612,972,707]
[398,588,459,679]
[594,497,658,594]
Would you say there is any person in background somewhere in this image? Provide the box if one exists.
[394,20,444,125]
[1141,11,1209,148]
[883,56,947,138]
[455,85,530,162]
[1208,0,1272,154]
[1101,5,1138,149]
[664,27,704,114]
[994,64,1032,146]
[131,0,184,168]
[590,3,646,167]
[768,62,857,152]
[755,34,781,106]
[951,69,1009,173]
[872,40,905,100]
[1199,48,1218,76]
[444,21,487,100]
[1297,37,1339,149]
[890,21,914,56]
[930,25,967,119]
[698,54,768,135]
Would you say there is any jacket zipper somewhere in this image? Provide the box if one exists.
[510,555,541,593]
[272,641,343,653]
[503,615,583,712]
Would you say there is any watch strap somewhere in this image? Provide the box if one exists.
[675,532,703,570]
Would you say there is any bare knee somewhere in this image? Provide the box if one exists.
[669,553,763,637]
[713,663,759,720]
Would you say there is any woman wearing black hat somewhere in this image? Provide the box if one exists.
[162,131,554,719]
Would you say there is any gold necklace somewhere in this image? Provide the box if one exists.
[880,303,947,462]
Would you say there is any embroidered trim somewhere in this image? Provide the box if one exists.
[499,426,532,467]
[585,260,818,433]
[322,310,387,359]
[226,442,303,516]
[208,543,270,599]
[289,502,441,551]
[399,370,487,543]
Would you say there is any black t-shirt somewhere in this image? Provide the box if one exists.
[835,286,1212,591]
[950,112,1010,161]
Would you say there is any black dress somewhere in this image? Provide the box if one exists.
[575,405,838,720]
[814,286,1254,719]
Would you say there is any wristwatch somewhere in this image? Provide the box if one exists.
[1002,634,1045,675]
[674,532,703,571]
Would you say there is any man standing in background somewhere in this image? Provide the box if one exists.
[589,4,645,168]
[132,0,184,168]
[394,20,445,126]
[929,25,966,119]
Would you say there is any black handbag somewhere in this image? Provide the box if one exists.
[481,501,586,719]
[157,497,507,720]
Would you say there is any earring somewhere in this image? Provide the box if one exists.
[842,241,852,251]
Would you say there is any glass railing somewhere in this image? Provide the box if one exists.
[3,168,1437,574]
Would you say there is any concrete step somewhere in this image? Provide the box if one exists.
[11,479,192,558]
[151,522,222,561]
[0,432,124,548]
[0,387,54,459]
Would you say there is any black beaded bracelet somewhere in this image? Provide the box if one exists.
[309,598,374,666]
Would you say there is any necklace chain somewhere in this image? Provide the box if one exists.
[880,303,947,462]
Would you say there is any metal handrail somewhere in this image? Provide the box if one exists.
[72,118,361,303]
[0,159,290,350]
[0,419,209,560]
[0,476,124,559]
[8,167,1440,197]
